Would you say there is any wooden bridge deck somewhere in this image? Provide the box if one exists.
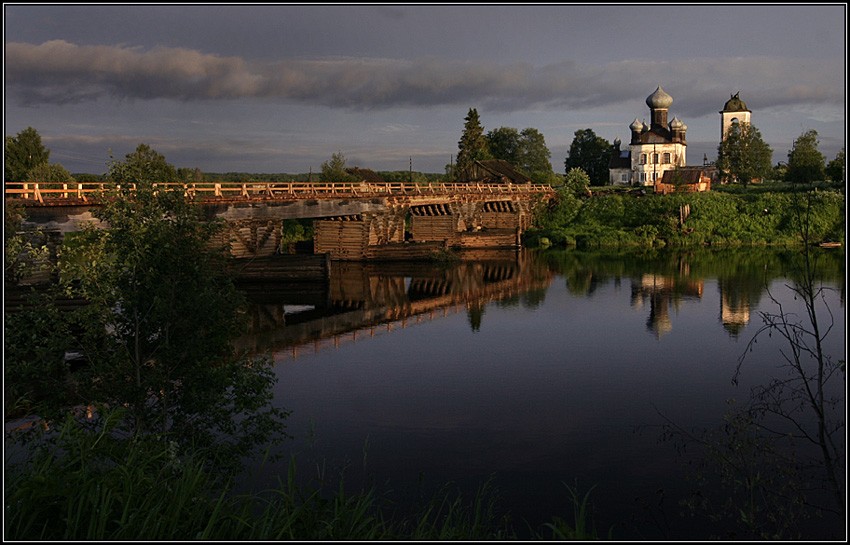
[5,181,555,205]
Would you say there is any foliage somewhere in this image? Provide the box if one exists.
[177,166,205,183]
[4,288,75,420]
[279,219,313,253]
[785,129,825,184]
[16,144,293,466]
[6,408,612,541]
[485,127,521,164]
[4,203,52,285]
[825,148,845,183]
[456,108,491,181]
[378,170,443,185]
[4,409,518,541]
[539,483,605,540]
[564,128,612,186]
[517,128,557,184]
[659,210,845,539]
[320,152,357,182]
[485,126,557,184]
[112,143,178,184]
[71,172,108,183]
[772,161,788,181]
[5,126,50,182]
[25,162,76,184]
[529,186,844,250]
[563,167,591,198]
[535,168,590,233]
[716,122,773,185]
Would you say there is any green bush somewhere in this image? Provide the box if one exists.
[532,188,844,249]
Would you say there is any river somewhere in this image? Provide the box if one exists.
[235,247,845,540]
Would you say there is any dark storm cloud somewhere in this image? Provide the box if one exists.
[7,40,844,116]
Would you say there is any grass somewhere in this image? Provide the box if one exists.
[528,184,845,250]
[4,411,602,541]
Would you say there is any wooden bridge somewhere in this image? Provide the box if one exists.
[6,181,556,260]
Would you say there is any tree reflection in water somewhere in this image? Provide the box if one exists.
[235,246,843,539]
[661,244,845,540]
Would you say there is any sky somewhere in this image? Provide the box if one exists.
[4,3,847,176]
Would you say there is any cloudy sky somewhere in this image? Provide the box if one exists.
[4,4,846,175]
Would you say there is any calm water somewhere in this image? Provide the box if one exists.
[236,248,845,540]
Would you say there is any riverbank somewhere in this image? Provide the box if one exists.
[524,183,844,250]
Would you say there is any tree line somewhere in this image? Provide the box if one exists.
[5,116,845,191]
[452,107,844,187]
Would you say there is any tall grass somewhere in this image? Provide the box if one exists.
[4,411,600,540]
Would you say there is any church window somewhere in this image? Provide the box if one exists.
[640,154,647,165]
[640,173,647,182]
[663,152,671,164]
[652,153,659,164]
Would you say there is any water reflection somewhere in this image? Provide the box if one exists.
[236,246,844,540]
[631,273,704,338]
[237,247,844,353]
[234,250,553,357]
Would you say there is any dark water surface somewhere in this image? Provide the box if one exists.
[236,247,845,540]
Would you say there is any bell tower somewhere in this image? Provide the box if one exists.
[720,92,752,140]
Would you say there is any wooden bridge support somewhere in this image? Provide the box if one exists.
[410,200,527,249]
[222,219,282,259]
[313,206,407,260]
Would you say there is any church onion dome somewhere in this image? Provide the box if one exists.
[681,122,688,131]
[630,118,644,132]
[723,92,749,112]
[613,137,621,146]
[669,117,683,130]
[646,85,673,109]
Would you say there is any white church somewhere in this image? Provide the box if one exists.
[609,86,750,190]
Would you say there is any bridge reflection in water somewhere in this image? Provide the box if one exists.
[233,250,553,360]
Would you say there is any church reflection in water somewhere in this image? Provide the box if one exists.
[630,273,704,339]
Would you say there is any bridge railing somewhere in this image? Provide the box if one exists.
[5,181,555,203]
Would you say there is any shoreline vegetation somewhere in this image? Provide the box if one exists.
[5,411,595,540]
[523,180,845,251]
[5,173,845,540]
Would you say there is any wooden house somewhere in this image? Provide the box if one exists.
[459,159,531,184]
[655,167,712,194]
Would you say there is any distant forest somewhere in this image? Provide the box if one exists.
[70,170,447,184]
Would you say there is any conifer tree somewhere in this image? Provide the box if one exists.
[456,108,491,181]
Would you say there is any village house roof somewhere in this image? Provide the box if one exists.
[463,159,532,184]
[660,167,710,185]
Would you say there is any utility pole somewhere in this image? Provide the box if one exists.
[653,143,657,185]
